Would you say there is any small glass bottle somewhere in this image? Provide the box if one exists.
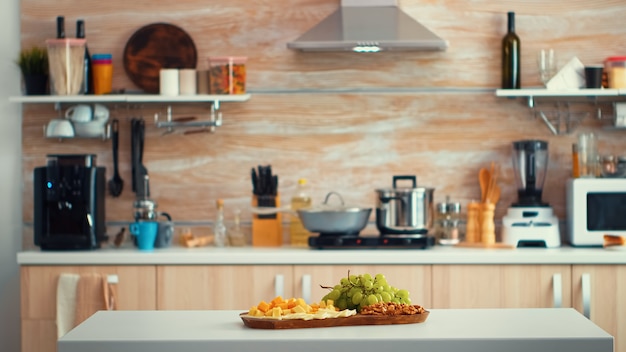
[213,199,227,247]
[227,209,246,246]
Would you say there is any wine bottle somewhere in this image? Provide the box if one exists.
[56,16,65,39]
[501,11,521,89]
[76,19,93,94]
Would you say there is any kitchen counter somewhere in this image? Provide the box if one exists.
[58,308,613,352]
[16,245,626,265]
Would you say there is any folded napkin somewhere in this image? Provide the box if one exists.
[56,273,117,338]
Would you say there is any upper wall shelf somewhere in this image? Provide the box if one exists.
[495,88,625,98]
[9,94,251,104]
[495,88,626,108]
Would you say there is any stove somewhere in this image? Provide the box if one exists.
[308,234,435,249]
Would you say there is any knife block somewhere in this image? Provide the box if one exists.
[252,194,283,247]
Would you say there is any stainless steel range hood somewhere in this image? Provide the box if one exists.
[287,0,448,52]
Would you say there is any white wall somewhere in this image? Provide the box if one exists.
[0,0,23,351]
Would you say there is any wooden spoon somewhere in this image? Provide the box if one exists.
[479,168,491,203]
[490,184,501,204]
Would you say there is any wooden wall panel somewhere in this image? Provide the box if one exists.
[19,0,626,247]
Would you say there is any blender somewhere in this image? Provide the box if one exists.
[501,140,561,247]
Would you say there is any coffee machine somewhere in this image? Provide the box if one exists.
[34,154,107,250]
[501,140,561,248]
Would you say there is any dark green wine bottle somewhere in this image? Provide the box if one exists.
[501,11,520,89]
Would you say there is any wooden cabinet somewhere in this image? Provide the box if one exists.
[431,265,572,309]
[156,265,432,310]
[572,265,626,352]
[20,265,157,352]
[156,265,294,310]
[20,262,624,352]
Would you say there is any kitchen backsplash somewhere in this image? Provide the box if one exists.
[19,0,626,248]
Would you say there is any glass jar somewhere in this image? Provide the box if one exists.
[435,197,462,245]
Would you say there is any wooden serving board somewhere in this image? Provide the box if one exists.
[239,311,429,329]
[123,23,197,94]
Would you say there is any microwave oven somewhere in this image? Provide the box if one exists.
[566,178,626,246]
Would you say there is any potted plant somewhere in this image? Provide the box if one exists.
[17,46,49,95]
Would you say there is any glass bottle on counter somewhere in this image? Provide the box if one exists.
[289,178,312,246]
[213,199,227,247]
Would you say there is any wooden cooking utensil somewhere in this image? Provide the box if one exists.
[490,184,501,204]
[479,168,491,203]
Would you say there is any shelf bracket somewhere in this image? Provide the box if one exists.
[154,104,223,134]
[531,101,588,135]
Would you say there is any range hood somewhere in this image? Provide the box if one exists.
[287,0,448,52]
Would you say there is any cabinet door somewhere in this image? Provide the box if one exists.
[157,265,294,310]
[572,265,625,352]
[20,265,156,352]
[431,265,571,309]
[292,265,432,307]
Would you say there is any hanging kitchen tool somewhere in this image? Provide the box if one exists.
[107,118,123,197]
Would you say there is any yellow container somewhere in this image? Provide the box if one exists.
[92,54,113,95]
[605,56,626,88]
[252,194,282,247]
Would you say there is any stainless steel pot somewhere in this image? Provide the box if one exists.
[297,192,372,235]
[375,175,435,235]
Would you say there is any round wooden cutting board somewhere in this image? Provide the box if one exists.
[123,23,197,94]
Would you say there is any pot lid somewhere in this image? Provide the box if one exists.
[375,175,434,193]
[298,191,370,213]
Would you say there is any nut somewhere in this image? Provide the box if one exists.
[360,302,426,315]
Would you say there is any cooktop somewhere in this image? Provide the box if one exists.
[308,234,435,249]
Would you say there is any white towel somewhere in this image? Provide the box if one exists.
[56,273,80,338]
[56,273,117,339]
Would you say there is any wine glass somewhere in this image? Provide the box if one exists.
[538,49,557,86]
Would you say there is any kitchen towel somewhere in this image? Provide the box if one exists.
[56,273,117,338]
[56,273,80,338]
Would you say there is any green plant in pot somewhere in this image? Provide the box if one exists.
[17,46,49,95]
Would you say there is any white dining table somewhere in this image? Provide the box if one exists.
[58,308,613,352]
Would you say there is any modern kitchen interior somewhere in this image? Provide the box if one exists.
[7,0,626,351]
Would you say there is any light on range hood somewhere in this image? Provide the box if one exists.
[287,0,448,52]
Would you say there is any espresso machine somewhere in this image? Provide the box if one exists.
[501,140,561,248]
[34,154,107,250]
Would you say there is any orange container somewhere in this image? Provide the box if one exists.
[208,56,247,94]
[92,54,113,95]
[252,194,282,247]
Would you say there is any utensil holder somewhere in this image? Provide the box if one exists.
[252,194,282,247]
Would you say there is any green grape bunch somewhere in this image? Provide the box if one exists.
[320,272,411,312]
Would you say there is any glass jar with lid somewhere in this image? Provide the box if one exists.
[434,196,462,245]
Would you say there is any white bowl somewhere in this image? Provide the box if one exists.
[46,119,75,138]
[73,120,107,138]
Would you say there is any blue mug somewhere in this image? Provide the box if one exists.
[129,221,159,251]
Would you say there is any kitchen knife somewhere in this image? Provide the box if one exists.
[251,167,259,195]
